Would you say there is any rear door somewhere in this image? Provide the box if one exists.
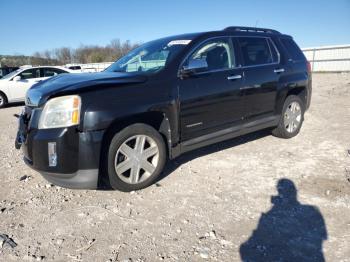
[178,37,245,141]
[237,37,283,121]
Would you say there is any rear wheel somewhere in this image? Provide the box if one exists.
[0,93,8,108]
[107,123,166,191]
[272,95,304,138]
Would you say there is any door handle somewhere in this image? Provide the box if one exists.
[227,75,242,80]
[274,68,285,73]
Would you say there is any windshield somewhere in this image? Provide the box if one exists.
[1,69,21,80]
[105,37,192,74]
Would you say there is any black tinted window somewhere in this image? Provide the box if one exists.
[238,37,273,66]
[43,68,66,77]
[19,69,40,79]
[280,38,304,61]
[68,66,81,70]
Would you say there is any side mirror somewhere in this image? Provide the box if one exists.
[13,76,21,81]
[180,58,208,76]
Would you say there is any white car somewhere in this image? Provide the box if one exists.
[0,66,74,108]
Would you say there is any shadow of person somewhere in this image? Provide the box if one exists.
[240,179,327,262]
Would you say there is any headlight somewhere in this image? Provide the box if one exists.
[38,95,81,129]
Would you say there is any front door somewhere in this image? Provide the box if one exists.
[178,37,245,141]
[9,68,41,101]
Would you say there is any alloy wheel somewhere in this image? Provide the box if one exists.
[284,101,302,133]
[114,135,160,184]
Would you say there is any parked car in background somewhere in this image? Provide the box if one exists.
[16,26,311,191]
[0,66,19,79]
[0,66,74,108]
[65,64,82,71]
[66,65,82,70]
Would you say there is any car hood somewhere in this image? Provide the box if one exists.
[26,72,148,107]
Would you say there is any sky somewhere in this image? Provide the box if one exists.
[1,0,350,56]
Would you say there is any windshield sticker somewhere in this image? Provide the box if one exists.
[167,40,191,46]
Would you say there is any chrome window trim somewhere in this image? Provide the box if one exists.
[268,38,281,64]
[239,62,280,69]
[190,67,238,76]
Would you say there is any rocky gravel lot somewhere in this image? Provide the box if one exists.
[0,73,350,261]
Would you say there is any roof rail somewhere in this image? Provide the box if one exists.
[223,26,280,34]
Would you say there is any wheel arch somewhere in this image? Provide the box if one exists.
[97,111,173,186]
[0,90,8,100]
[277,85,307,115]
[0,90,9,106]
[286,86,307,106]
[104,110,171,142]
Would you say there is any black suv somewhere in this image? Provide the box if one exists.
[16,27,311,191]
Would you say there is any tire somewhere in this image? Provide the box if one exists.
[272,95,305,139]
[107,123,167,192]
[0,92,8,108]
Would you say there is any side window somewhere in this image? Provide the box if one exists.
[43,68,66,77]
[68,66,81,70]
[19,69,40,80]
[186,38,234,71]
[280,38,305,61]
[238,37,273,66]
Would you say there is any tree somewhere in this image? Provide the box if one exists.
[1,39,139,67]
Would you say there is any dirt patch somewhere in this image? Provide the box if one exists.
[301,176,350,200]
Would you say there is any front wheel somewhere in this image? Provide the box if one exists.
[107,123,167,191]
[272,95,305,139]
[0,93,8,108]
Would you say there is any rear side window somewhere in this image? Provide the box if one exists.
[238,37,273,66]
[280,38,305,61]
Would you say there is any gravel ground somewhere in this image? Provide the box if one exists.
[0,73,350,261]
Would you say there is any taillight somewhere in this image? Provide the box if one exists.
[307,61,312,73]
